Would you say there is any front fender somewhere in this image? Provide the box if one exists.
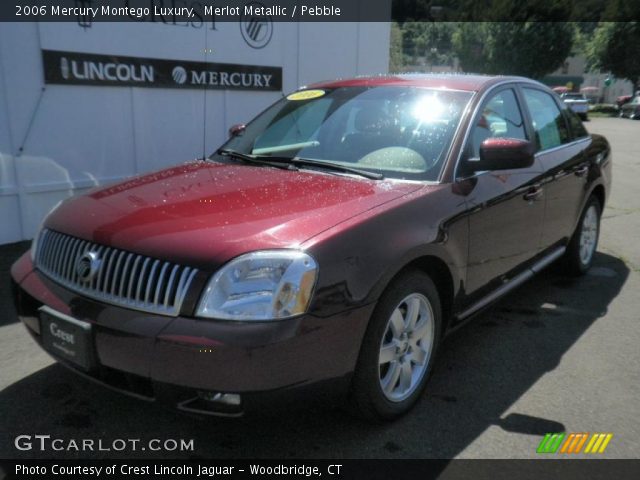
[303,185,468,318]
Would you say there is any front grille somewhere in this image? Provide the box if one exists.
[35,229,198,316]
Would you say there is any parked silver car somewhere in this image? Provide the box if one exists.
[619,96,640,119]
[560,93,589,120]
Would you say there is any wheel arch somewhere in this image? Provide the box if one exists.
[383,255,456,335]
[591,183,606,210]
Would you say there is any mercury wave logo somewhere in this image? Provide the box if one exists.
[240,1,273,49]
[172,66,187,84]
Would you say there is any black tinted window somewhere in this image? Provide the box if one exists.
[565,108,589,139]
[523,88,570,150]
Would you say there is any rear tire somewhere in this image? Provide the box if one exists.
[349,270,442,421]
[562,195,601,276]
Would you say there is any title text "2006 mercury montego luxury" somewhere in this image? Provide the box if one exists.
[12,74,611,420]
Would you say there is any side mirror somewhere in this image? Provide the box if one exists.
[228,124,246,138]
[470,137,535,171]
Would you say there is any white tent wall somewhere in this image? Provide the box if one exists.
[0,18,390,244]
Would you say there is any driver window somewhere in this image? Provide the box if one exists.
[467,88,527,159]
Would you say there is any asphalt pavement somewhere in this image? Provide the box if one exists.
[0,117,638,459]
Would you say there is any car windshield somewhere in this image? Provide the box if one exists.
[563,94,585,100]
[214,86,473,181]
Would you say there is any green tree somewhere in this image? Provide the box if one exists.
[452,22,573,78]
[389,22,404,73]
[586,22,640,89]
[401,22,457,68]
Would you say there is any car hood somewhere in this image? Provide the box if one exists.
[45,161,422,268]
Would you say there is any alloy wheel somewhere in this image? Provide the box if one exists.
[579,204,599,266]
[378,293,435,402]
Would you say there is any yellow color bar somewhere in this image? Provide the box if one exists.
[598,434,613,453]
[584,434,599,453]
[585,433,613,453]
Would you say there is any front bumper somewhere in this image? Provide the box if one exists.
[11,252,373,415]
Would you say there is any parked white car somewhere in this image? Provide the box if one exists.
[560,93,589,120]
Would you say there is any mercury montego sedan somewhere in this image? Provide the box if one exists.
[11,74,611,420]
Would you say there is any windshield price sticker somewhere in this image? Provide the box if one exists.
[287,90,326,101]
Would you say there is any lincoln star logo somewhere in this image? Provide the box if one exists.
[76,251,100,282]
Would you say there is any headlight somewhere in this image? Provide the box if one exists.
[30,200,63,262]
[196,250,318,321]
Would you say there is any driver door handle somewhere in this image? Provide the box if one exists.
[523,185,543,202]
[575,165,589,177]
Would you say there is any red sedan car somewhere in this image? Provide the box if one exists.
[11,74,611,420]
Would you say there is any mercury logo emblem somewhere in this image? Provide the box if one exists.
[241,2,273,49]
[76,251,100,282]
[172,66,187,84]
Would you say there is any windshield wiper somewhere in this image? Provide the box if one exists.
[217,149,383,180]
[216,149,297,170]
[289,157,384,180]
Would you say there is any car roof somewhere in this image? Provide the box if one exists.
[307,73,532,93]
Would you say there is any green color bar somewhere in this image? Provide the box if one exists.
[548,433,566,453]
[537,433,566,453]
[537,434,552,453]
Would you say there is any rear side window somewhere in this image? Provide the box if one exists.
[523,88,570,151]
[565,108,589,139]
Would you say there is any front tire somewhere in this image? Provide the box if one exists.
[349,270,442,421]
[562,195,601,276]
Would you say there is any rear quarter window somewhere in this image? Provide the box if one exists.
[565,108,589,140]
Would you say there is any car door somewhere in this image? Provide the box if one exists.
[459,86,546,297]
[520,87,590,250]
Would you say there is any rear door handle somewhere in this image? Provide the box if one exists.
[575,165,589,177]
[523,185,543,202]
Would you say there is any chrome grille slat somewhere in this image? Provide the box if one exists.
[70,239,82,283]
[102,249,118,294]
[110,251,126,296]
[46,231,58,271]
[42,230,54,268]
[91,245,104,290]
[97,246,112,292]
[126,256,142,301]
[34,229,198,317]
[145,260,160,305]
[77,241,91,284]
[66,239,81,281]
[164,264,180,309]
[136,258,151,303]
[154,262,170,306]
[55,234,69,277]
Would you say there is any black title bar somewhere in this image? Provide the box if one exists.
[6,0,390,23]
[4,0,640,23]
[2,459,640,480]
